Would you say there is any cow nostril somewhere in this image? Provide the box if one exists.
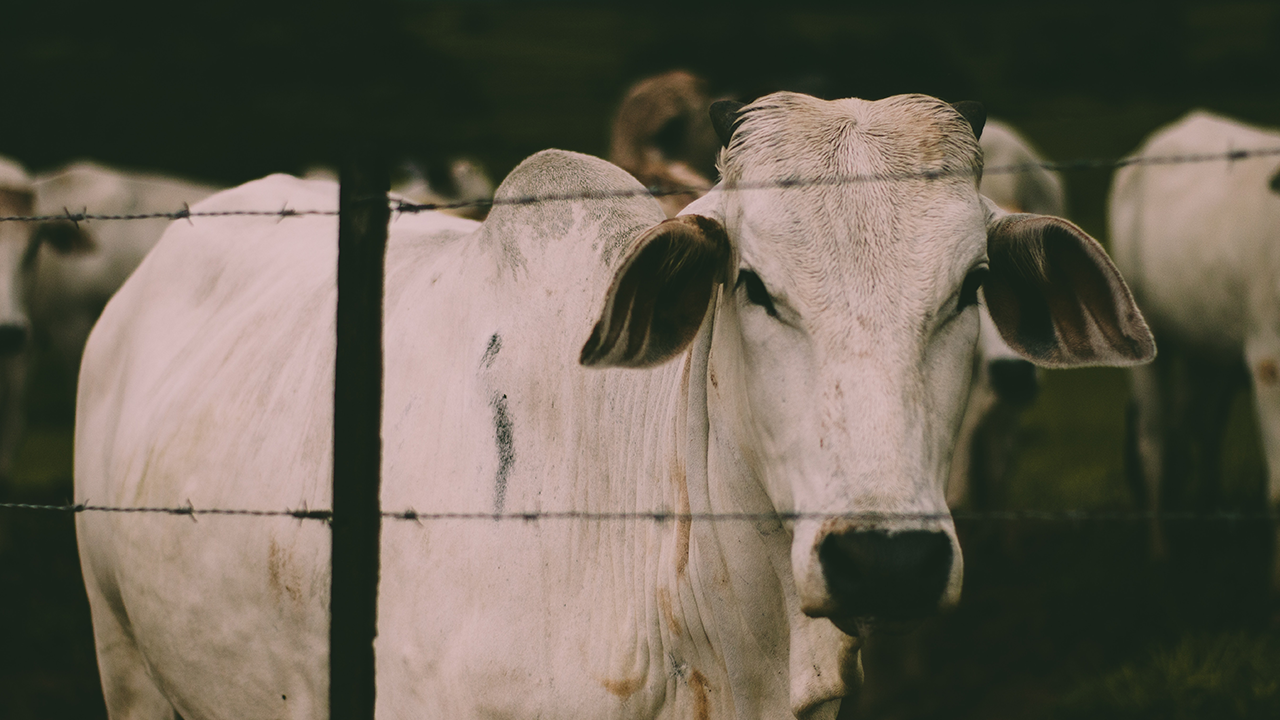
[818,529,952,622]
[988,359,1039,406]
[0,324,28,356]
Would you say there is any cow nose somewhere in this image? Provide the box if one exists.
[818,529,952,622]
[988,358,1039,406]
[0,323,28,356]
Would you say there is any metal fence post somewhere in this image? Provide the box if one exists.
[331,153,389,720]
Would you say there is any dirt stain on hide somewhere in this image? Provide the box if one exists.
[688,669,711,720]
[267,538,303,606]
[657,586,683,637]
[675,358,692,577]
[1258,358,1279,385]
[600,673,646,698]
[673,459,691,578]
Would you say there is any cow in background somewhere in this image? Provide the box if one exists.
[947,119,1067,509]
[29,162,219,411]
[609,70,718,217]
[0,157,35,491]
[1110,110,1280,582]
[304,159,495,221]
[392,158,495,221]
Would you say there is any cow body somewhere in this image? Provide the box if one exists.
[1110,110,1280,567]
[78,164,811,720]
[78,93,1152,719]
[0,156,34,487]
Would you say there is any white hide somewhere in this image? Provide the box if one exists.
[30,162,219,393]
[77,93,1151,720]
[0,156,34,484]
[1110,110,1280,555]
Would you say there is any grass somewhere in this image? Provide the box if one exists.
[1057,633,1280,720]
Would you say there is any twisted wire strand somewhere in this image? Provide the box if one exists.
[4,501,1277,523]
[3,146,1279,223]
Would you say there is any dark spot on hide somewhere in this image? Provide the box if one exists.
[482,333,502,368]
[491,393,515,513]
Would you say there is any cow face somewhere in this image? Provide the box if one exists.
[584,92,1154,639]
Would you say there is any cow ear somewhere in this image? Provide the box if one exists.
[1269,163,1280,194]
[581,215,731,368]
[30,220,95,258]
[984,213,1155,368]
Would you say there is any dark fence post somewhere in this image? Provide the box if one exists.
[331,152,389,720]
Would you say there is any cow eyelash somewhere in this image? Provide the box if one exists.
[736,269,778,318]
[957,265,989,312]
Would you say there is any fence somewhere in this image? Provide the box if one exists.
[2,144,1278,532]
[3,142,1280,718]
[7,145,1280,224]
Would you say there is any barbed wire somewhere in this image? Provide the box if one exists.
[4,145,1280,223]
[3,500,1278,524]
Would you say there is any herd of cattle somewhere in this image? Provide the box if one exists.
[2,71,1279,717]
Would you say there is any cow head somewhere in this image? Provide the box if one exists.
[583,93,1153,640]
[608,70,719,218]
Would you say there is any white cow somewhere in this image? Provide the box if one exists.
[946,119,1067,508]
[76,93,1153,719]
[0,156,35,488]
[29,162,219,398]
[1110,110,1280,571]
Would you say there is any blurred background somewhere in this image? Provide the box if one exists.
[1,0,1279,718]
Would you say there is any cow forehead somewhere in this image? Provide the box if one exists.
[722,93,986,321]
[722,93,982,190]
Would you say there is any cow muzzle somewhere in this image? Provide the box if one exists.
[813,528,953,636]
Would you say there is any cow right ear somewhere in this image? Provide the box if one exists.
[581,215,731,368]
[984,212,1155,368]
[30,220,95,257]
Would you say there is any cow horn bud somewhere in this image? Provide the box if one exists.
[710,100,746,147]
[951,101,986,141]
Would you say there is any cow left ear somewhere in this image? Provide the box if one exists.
[581,215,731,368]
[984,213,1155,368]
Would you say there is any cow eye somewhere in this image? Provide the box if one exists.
[736,269,778,318]
[958,266,988,311]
